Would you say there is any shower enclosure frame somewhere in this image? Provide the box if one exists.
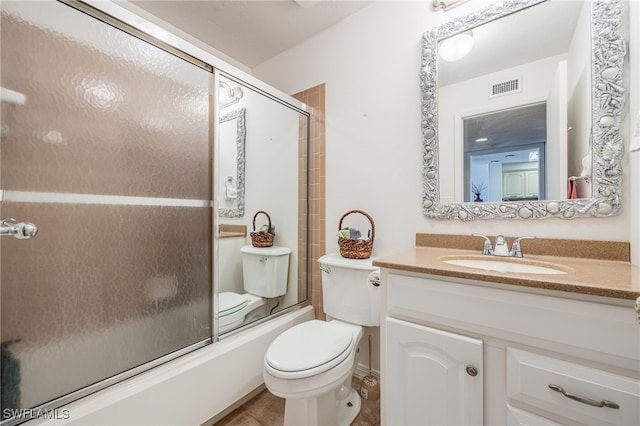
[0,1,312,424]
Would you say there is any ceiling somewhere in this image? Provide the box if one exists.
[464,103,547,166]
[438,0,585,86]
[129,0,372,68]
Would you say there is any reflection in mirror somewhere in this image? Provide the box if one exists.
[463,103,547,202]
[216,72,309,335]
[421,0,625,220]
[218,107,245,218]
[219,80,243,109]
[440,0,581,204]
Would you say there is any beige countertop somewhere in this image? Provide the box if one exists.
[373,245,640,301]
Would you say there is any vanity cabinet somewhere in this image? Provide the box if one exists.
[380,271,640,426]
[386,318,483,425]
[502,169,539,200]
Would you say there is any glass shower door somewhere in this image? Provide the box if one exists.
[1,1,213,423]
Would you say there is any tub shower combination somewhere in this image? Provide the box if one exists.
[0,1,310,424]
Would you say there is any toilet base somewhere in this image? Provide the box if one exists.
[336,387,361,426]
[282,381,361,426]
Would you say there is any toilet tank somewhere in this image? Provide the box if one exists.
[318,253,380,327]
[240,245,291,298]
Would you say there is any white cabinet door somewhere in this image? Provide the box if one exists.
[503,170,539,199]
[386,317,483,425]
[503,171,526,198]
[524,170,539,197]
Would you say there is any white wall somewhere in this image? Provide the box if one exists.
[218,237,245,295]
[254,0,633,259]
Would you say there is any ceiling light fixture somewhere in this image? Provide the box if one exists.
[438,31,474,62]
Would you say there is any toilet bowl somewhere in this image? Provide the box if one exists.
[264,319,364,425]
[218,292,265,334]
[263,253,380,426]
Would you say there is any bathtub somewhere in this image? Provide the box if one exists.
[32,306,313,425]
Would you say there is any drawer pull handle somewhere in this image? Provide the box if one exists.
[548,384,620,409]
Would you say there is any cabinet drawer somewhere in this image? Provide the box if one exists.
[507,348,640,425]
[387,273,639,369]
[506,404,561,426]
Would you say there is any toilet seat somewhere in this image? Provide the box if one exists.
[219,292,248,317]
[265,320,354,380]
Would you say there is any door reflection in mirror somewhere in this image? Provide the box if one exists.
[463,103,546,202]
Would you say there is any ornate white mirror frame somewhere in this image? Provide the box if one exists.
[420,0,626,220]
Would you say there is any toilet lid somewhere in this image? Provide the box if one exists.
[219,292,248,316]
[265,320,353,373]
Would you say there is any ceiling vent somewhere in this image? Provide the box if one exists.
[489,77,521,98]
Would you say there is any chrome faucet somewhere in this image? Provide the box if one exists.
[472,234,536,257]
[472,234,494,255]
[509,236,536,258]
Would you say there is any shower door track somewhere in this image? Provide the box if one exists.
[58,0,312,116]
[57,0,213,73]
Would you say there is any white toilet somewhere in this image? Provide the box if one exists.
[219,245,291,334]
[263,253,380,426]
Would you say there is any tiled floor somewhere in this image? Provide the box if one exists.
[215,378,380,426]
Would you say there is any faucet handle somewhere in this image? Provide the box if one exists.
[472,233,494,256]
[510,236,536,258]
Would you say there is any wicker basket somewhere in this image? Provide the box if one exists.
[337,210,375,259]
[250,210,275,247]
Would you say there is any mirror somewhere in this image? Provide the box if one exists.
[421,0,626,220]
[216,72,309,335]
[218,107,246,218]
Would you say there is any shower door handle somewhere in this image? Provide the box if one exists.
[1,218,38,239]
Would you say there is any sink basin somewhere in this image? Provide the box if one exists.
[442,258,568,275]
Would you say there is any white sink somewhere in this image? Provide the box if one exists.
[443,258,567,275]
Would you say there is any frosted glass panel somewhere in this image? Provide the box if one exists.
[1,203,212,409]
[0,0,212,419]
[0,1,211,200]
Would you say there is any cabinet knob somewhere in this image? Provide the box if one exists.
[465,365,478,377]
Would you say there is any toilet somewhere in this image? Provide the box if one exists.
[219,245,291,334]
[263,253,380,426]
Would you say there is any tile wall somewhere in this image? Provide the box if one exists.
[294,84,326,320]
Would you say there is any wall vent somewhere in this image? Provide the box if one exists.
[489,78,521,98]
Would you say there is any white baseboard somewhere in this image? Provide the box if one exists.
[353,362,381,381]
